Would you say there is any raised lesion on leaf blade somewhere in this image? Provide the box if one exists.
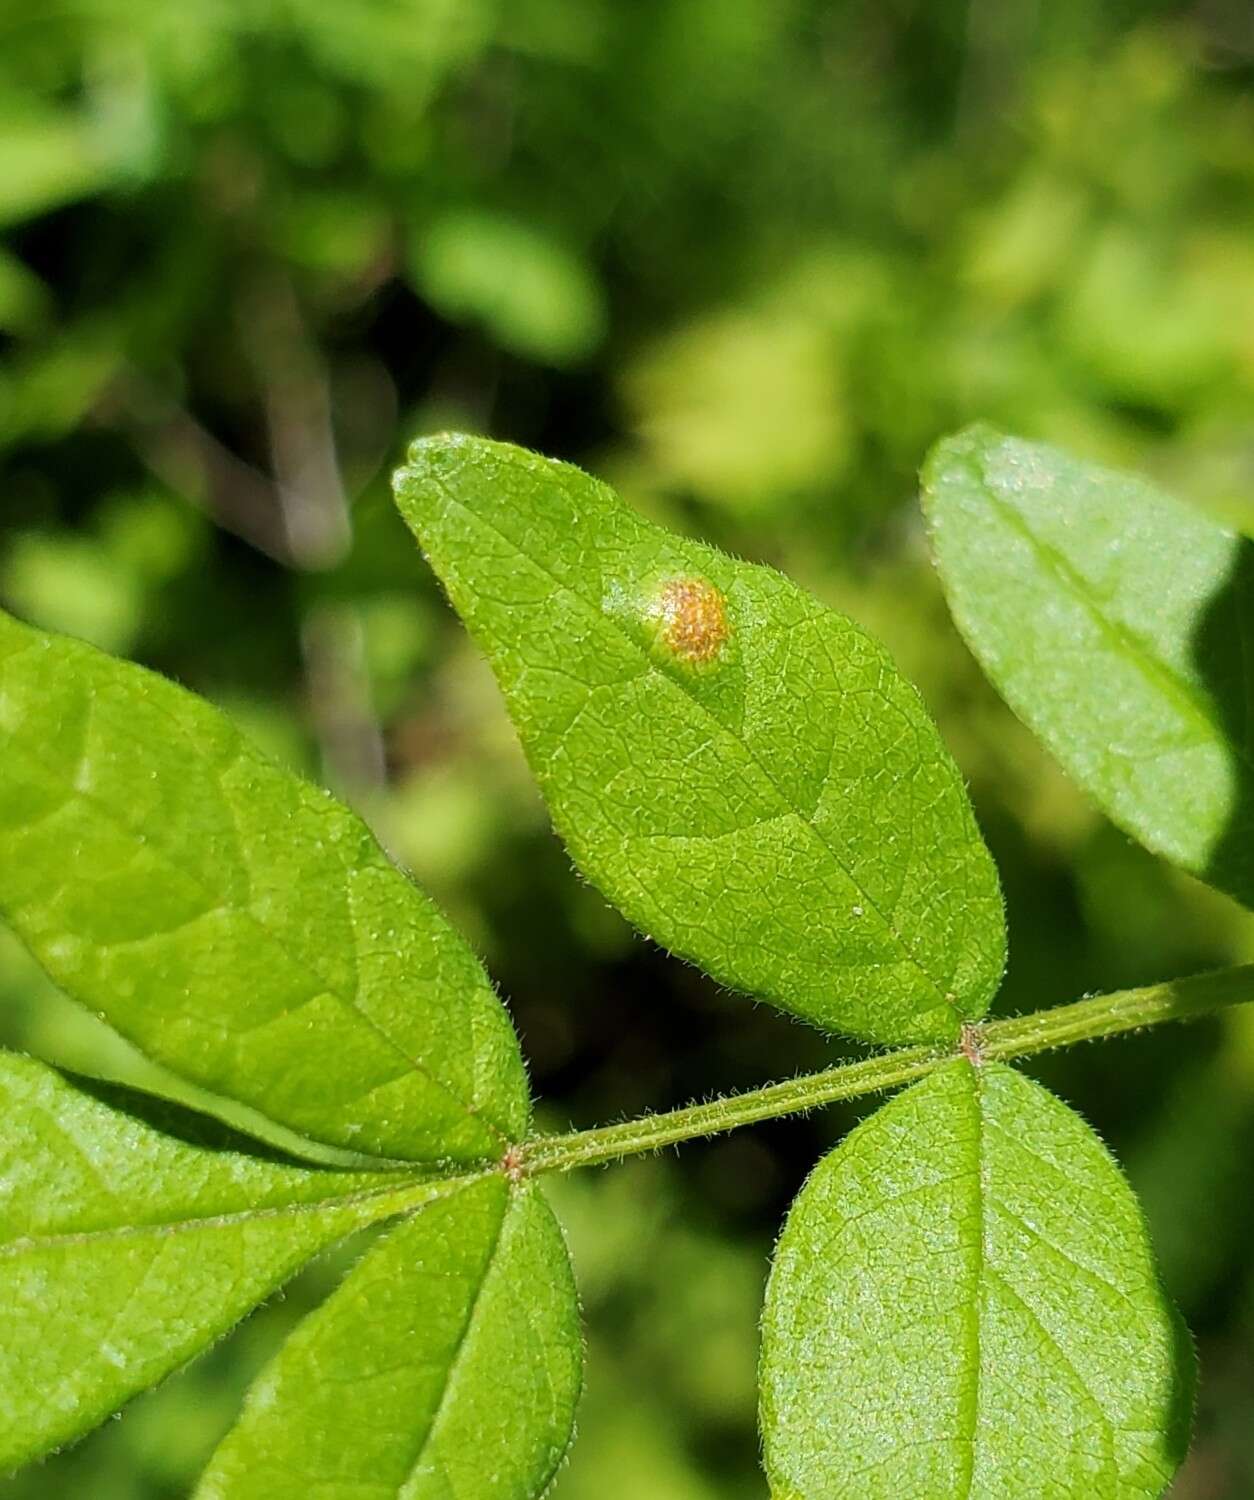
[643,574,731,668]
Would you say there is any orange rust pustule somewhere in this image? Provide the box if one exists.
[650,577,729,664]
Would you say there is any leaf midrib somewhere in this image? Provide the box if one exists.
[0,1171,487,1258]
[957,1066,1119,1496]
[958,1063,985,1500]
[974,468,1254,780]
[397,1177,510,1496]
[426,470,962,1019]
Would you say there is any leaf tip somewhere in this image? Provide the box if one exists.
[405,428,480,459]
[393,429,475,491]
[919,420,1009,510]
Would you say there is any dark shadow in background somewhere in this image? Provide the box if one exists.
[1171,528,1254,1484]
[60,1067,345,1171]
[1192,532,1254,911]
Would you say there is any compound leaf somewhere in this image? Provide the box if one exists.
[0,606,530,1163]
[924,425,1254,910]
[0,1050,463,1472]
[761,1061,1193,1499]
[393,436,1005,1047]
[197,1175,582,1500]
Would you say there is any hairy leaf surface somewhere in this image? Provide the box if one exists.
[761,1061,1192,1499]
[924,425,1254,910]
[0,1051,465,1472]
[394,435,1005,1046]
[197,1175,582,1500]
[0,607,530,1161]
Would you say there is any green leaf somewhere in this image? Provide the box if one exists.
[923,425,1254,910]
[409,210,606,366]
[197,1175,582,1499]
[760,1061,1193,1500]
[0,248,50,336]
[0,1050,464,1472]
[0,607,530,1163]
[392,436,1005,1047]
[0,109,105,228]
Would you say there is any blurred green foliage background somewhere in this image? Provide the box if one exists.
[2,0,1254,1494]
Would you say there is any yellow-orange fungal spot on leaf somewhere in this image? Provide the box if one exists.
[647,576,730,666]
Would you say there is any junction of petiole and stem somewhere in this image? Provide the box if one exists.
[511,963,1254,1178]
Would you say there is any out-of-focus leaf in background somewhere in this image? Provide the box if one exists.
[410,210,606,366]
[3,0,1254,1493]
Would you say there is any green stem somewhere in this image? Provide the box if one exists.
[520,963,1254,1176]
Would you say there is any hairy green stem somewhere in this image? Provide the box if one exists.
[519,963,1254,1176]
